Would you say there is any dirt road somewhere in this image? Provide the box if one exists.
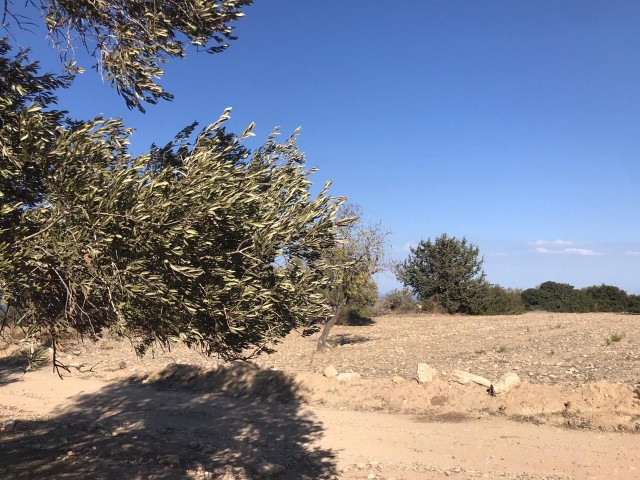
[314,407,639,479]
[1,364,639,480]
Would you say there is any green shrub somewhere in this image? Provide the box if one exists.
[582,284,634,312]
[336,274,379,325]
[479,284,525,315]
[374,288,420,316]
[628,295,640,314]
[605,332,626,345]
[521,281,594,313]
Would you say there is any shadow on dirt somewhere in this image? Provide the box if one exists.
[345,315,375,327]
[327,334,371,347]
[0,363,337,479]
[0,352,26,386]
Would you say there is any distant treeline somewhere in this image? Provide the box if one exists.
[521,282,640,314]
[376,282,640,317]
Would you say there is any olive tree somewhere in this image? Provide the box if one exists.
[3,0,253,110]
[0,42,348,368]
[396,234,486,314]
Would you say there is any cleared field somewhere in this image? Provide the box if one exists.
[258,311,640,385]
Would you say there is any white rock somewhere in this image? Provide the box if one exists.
[451,369,492,387]
[491,372,521,395]
[417,363,437,383]
[336,372,361,381]
[391,375,404,384]
[1,419,15,432]
[323,365,338,378]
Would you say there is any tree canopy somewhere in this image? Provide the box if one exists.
[396,233,486,314]
[0,40,349,366]
[2,0,253,110]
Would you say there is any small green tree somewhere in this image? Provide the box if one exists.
[478,284,525,315]
[396,234,486,314]
[316,205,388,348]
[339,274,378,324]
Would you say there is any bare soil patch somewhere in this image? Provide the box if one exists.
[258,312,640,385]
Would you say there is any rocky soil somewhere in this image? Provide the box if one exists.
[257,312,640,385]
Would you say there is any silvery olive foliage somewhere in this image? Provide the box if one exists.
[3,0,253,110]
[0,40,349,363]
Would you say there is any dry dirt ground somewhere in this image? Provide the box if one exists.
[1,312,639,479]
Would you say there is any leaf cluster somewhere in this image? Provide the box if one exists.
[9,0,253,110]
[0,44,345,361]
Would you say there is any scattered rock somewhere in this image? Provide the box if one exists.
[323,365,338,378]
[451,369,492,387]
[336,372,361,382]
[417,363,437,383]
[392,375,404,384]
[1,419,16,432]
[490,372,521,395]
[256,462,286,478]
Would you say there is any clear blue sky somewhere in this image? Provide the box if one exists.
[10,1,640,294]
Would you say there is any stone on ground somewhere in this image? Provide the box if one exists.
[491,372,521,395]
[417,363,437,383]
[336,372,361,382]
[451,369,492,387]
[323,365,338,378]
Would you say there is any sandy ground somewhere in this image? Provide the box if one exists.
[1,312,639,479]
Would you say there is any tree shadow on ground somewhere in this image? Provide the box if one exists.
[327,334,371,347]
[345,315,375,327]
[0,363,337,479]
[0,352,26,386]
